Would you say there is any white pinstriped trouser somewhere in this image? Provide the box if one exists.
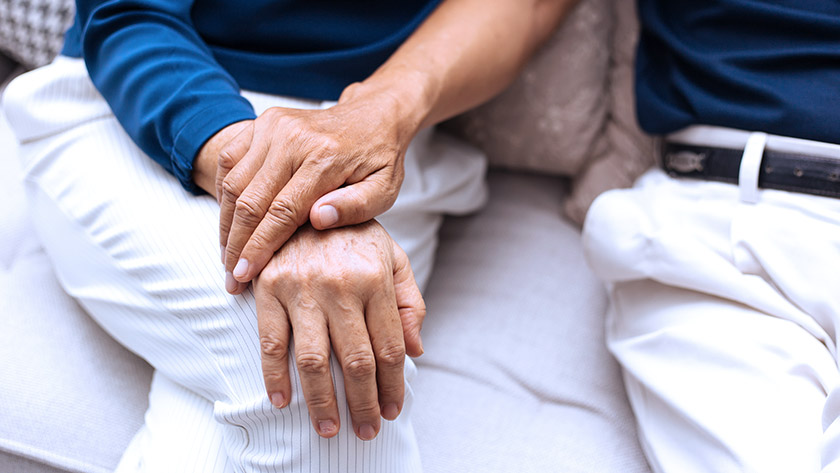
[3,57,487,473]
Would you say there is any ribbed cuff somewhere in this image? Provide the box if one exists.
[171,97,256,194]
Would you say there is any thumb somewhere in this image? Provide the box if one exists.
[309,174,397,230]
[391,243,425,357]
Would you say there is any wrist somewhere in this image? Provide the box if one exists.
[193,120,251,197]
[342,66,440,140]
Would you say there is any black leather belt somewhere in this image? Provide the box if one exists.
[661,142,840,199]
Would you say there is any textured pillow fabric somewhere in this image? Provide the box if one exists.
[443,0,656,225]
[0,0,75,69]
[564,0,656,224]
[442,0,613,177]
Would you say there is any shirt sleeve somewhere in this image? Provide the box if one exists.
[76,0,257,193]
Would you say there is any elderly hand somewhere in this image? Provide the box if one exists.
[254,220,425,440]
[216,84,426,294]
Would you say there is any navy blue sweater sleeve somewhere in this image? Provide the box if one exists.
[73,0,257,193]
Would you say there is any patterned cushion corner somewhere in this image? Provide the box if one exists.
[0,0,75,69]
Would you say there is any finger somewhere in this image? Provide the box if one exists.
[254,280,292,409]
[328,299,381,441]
[289,299,341,438]
[224,153,292,278]
[391,242,426,357]
[232,163,344,282]
[365,286,406,422]
[219,142,265,270]
[215,122,254,203]
[310,172,398,230]
[224,271,250,296]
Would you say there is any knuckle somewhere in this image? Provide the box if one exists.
[262,371,287,389]
[319,272,352,292]
[245,231,274,255]
[414,304,427,324]
[377,380,403,400]
[348,399,380,417]
[316,136,341,157]
[296,351,331,377]
[383,184,400,205]
[218,220,231,240]
[375,342,405,368]
[266,197,300,227]
[260,333,289,358]
[305,392,335,411]
[277,115,306,137]
[234,197,264,224]
[355,265,385,287]
[221,178,243,201]
[258,266,284,286]
[218,148,238,171]
[342,351,376,379]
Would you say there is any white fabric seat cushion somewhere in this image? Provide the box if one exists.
[0,97,153,473]
[413,171,650,472]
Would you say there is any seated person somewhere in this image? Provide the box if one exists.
[583,1,840,471]
[3,0,577,471]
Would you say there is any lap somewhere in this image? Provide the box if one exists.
[7,56,490,472]
[584,170,840,473]
[610,279,836,473]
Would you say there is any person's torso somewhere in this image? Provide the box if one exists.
[63,0,440,100]
[635,0,840,144]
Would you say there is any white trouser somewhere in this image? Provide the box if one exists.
[583,130,840,473]
[3,57,487,472]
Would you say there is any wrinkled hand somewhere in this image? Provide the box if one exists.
[218,85,422,293]
[254,220,425,440]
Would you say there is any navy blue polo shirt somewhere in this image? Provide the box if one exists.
[62,0,440,192]
[635,0,840,145]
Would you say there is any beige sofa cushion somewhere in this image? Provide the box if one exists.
[445,0,656,225]
[444,0,612,177]
[563,0,656,224]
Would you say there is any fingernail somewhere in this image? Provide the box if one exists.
[220,245,226,265]
[318,205,338,227]
[358,424,376,441]
[225,271,237,293]
[382,403,399,420]
[233,258,249,279]
[270,392,286,408]
[318,420,337,436]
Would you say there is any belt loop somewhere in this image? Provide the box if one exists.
[739,132,768,204]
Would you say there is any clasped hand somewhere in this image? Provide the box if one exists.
[217,85,417,292]
[193,85,425,442]
[255,221,425,441]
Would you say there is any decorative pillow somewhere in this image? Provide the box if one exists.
[442,0,613,177]
[443,0,656,226]
[0,0,75,69]
[564,0,656,224]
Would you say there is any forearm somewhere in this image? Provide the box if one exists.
[78,0,256,193]
[195,0,577,195]
[349,0,580,132]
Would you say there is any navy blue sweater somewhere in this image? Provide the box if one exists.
[636,0,840,144]
[62,0,440,192]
